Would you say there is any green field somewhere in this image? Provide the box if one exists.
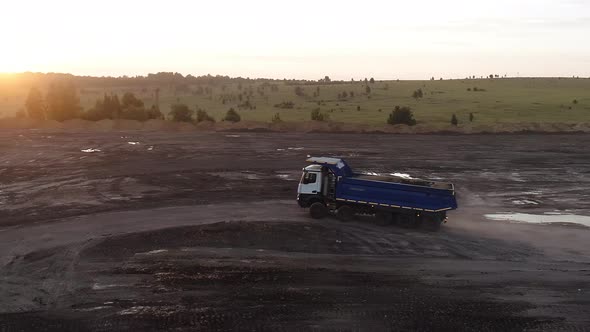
[2,77,590,125]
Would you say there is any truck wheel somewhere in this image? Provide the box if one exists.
[336,205,354,222]
[398,213,417,228]
[309,202,328,219]
[422,214,443,232]
[375,211,393,226]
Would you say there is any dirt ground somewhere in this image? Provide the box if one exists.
[0,130,589,331]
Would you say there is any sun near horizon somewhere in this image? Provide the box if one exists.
[1,0,590,80]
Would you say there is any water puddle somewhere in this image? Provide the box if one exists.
[211,171,262,180]
[81,148,101,153]
[92,283,126,290]
[225,134,240,138]
[485,212,590,228]
[512,199,540,205]
[127,141,140,145]
[391,172,413,179]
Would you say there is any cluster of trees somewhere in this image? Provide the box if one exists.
[84,92,163,121]
[25,82,81,121]
[387,106,416,126]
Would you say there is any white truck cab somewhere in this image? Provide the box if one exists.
[297,164,323,195]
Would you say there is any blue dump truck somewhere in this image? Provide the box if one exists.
[297,157,458,231]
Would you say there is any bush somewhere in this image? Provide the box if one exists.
[274,101,295,109]
[311,108,329,121]
[451,114,458,126]
[196,109,215,122]
[224,108,241,122]
[169,104,193,122]
[271,113,282,123]
[412,88,424,99]
[294,86,305,97]
[387,106,416,126]
[147,105,164,120]
[573,99,578,104]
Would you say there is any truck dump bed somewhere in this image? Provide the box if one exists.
[305,157,457,213]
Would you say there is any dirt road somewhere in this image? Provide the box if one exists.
[1,130,589,331]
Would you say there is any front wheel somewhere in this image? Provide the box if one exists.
[336,205,355,222]
[309,202,329,219]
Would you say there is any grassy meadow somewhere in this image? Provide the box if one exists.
[1,77,590,125]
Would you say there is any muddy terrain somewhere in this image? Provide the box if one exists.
[0,131,589,331]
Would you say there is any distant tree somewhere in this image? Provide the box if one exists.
[111,94,121,118]
[365,86,371,94]
[224,108,241,122]
[364,78,368,83]
[169,103,193,122]
[271,113,282,123]
[25,87,45,120]
[489,74,494,79]
[469,112,474,122]
[369,77,375,84]
[316,86,320,96]
[387,106,416,126]
[323,76,331,83]
[46,81,81,121]
[451,114,458,126]
[295,86,305,97]
[341,91,348,98]
[350,91,354,97]
[430,77,435,81]
[467,88,472,91]
[147,105,163,120]
[356,105,361,111]
[196,109,215,122]
[573,99,578,104]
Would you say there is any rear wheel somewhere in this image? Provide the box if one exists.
[309,202,329,219]
[375,211,393,226]
[336,205,355,222]
[422,213,443,232]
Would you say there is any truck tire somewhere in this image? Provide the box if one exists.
[422,214,443,232]
[336,205,354,222]
[397,213,417,228]
[309,202,328,219]
[375,211,393,226]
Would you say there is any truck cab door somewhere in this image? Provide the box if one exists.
[298,171,322,195]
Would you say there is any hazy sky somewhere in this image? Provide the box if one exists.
[1,0,589,79]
